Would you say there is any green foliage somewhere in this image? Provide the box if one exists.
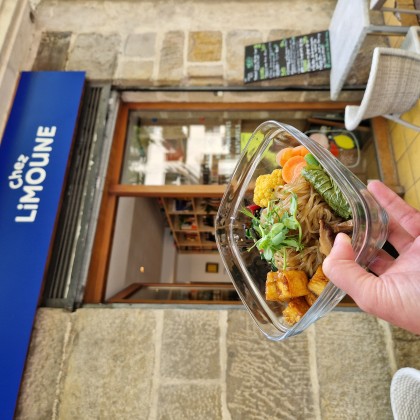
[241,194,304,269]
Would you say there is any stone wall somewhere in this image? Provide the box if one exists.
[2,0,389,136]
[30,0,367,102]
[2,0,378,140]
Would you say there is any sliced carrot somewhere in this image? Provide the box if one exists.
[294,145,310,157]
[276,147,294,167]
[282,155,307,184]
[290,161,307,183]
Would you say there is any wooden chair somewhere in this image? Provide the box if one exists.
[345,47,420,131]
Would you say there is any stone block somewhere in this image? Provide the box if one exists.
[158,31,185,85]
[187,64,224,78]
[32,31,72,71]
[66,33,120,80]
[160,309,220,380]
[315,312,393,419]
[186,64,224,86]
[56,308,157,419]
[226,30,262,83]
[268,29,301,42]
[114,59,154,86]
[124,32,156,58]
[391,326,420,370]
[226,310,316,419]
[157,384,222,419]
[188,31,222,62]
[16,308,72,420]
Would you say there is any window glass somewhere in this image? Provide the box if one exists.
[120,110,378,185]
[121,111,249,185]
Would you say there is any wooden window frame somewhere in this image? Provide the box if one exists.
[83,101,397,303]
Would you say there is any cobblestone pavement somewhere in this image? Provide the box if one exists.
[16,307,420,419]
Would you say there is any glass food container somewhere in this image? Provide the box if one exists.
[215,121,389,341]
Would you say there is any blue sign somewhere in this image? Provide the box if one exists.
[0,71,85,419]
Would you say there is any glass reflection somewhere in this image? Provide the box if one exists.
[121,111,242,185]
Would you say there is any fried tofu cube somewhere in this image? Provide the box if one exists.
[308,265,329,296]
[265,270,309,302]
[283,297,310,325]
[305,291,318,307]
[265,273,280,301]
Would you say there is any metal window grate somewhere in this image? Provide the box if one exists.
[42,83,113,310]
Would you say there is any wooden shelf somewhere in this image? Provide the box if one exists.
[161,195,221,253]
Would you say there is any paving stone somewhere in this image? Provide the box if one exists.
[66,33,120,80]
[16,308,72,420]
[157,384,222,420]
[56,308,157,419]
[158,31,184,85]
[226,310,316,420]
[124,32,156,58]
[315,312,393,420]
[391,326,420,370]
[32,31,72,71]
[188,31,222,62]
[226,30,262,83]
[160,309,220,380]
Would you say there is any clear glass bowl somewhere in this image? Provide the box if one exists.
[215,121,389,341]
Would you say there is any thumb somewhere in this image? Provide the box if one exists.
[322,233,375,302]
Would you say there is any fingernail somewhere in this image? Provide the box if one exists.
[335,232,351,245]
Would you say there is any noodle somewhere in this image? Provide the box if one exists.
[272,174,343,277]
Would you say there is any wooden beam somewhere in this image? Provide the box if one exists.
[109,184,226,198]
[83,104,130,303]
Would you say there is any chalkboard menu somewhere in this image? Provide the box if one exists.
[244,31,331,83]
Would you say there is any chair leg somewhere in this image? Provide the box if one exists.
[384,114,420,132]
[381,7,420,15]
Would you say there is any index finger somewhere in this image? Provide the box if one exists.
[368,181,420,238]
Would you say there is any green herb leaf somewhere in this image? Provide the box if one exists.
[241,194,304,268]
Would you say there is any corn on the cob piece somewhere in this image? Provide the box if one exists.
[265,270,309,302]
[283,297,310,325]
[308,265,329,296]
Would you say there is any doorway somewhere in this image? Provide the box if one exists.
[84,100,380,305]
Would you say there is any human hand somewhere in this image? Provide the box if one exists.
[323,180,420,335]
